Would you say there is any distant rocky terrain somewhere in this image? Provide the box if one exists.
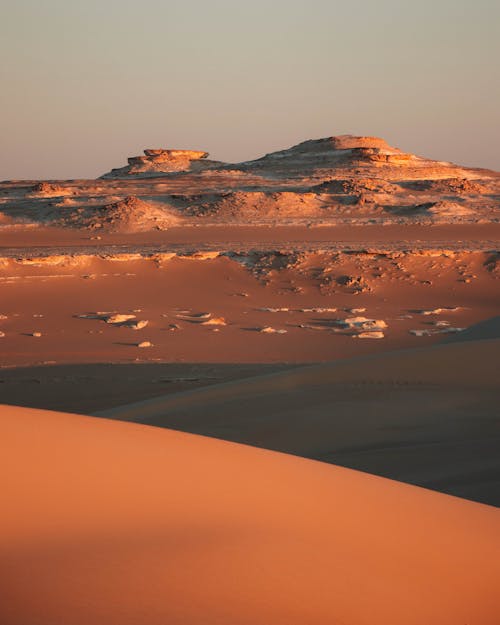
[1,137,499,479]
[1,136,499,232]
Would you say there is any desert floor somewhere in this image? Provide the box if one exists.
[1,222,499,507]
[1,136,499,623]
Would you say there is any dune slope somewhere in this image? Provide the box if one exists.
[100,337,500,505]
[0,404,499,625]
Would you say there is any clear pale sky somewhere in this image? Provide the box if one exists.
[1,0,499,179]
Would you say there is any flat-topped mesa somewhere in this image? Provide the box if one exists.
[101,148,221,178]
[238,134,484,180]
[250,135,404,160]
[318,136,395,151]
[127,149,209,171]
[100,134,496,181]
[143,149,208,160]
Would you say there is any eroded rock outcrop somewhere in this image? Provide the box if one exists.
[28,182,73,198]
[86,196,182,232]
[101,148,223,178]
[235,135,487,181]
[3,134,498,229]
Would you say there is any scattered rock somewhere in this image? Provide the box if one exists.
[416,307,461,315]
[78,312,140,325]
[409,329,433,337]
[299,307,337,313]
[337,317,388,332]
[202,317,227,326]
[176,312,212,322]
[127,320,149,330]
[259,326,287,334]
[355,331,385,339]
[105,314,136,324]
[137,341,153,348]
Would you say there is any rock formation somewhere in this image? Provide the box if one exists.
[101,148,223,178]
[235,135,489,180]
[1,134,498,229]
[99,135,498,190]
[86,196,182,232]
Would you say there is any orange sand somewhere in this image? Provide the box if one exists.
[1,404,499,625]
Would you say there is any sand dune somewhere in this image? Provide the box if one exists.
[446,314,500,343]
[100,336,500,505]
[1,404,499,625]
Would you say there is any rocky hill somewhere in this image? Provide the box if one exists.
[1,135,499,229]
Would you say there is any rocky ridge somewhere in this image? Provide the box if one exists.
[1,135,499,231]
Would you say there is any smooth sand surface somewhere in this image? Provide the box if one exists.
[2,222,500,248]
[0,362,296,413]
[100,337,500,505]
[1,404,499,625]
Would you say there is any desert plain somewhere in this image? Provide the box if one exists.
[1,135,499,624]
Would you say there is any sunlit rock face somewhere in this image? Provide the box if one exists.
[81,133,500,227]
[101,148,222,178]
[100,135,496,183]
[236,134,485,181]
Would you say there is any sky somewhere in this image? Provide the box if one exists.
[1,0,499,179]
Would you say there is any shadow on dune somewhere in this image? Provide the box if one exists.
[2,319,499,506]
[95,322,500,507]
